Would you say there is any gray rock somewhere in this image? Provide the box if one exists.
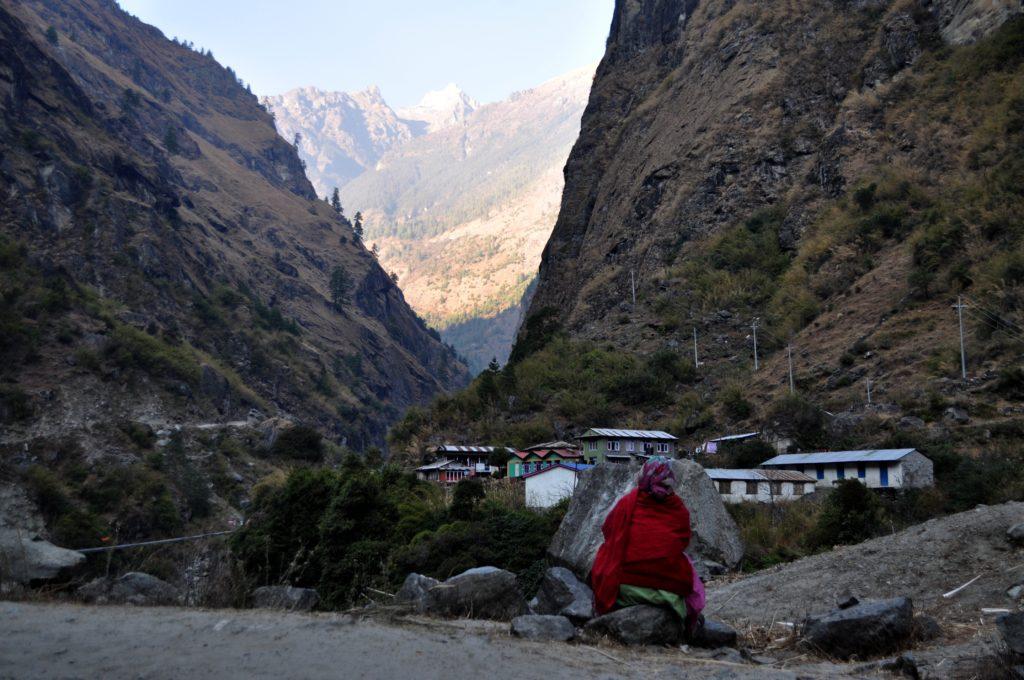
[999,611,1024,656]
[1008,523,1024,547]
[548,461,743,580]
[0,529,85,584]
[1008,584,1024,601]
[913,614,942,642]
[692,558,728,581]
[510,615,576,641]
[690,618,738,648]
[79,572,181,606]
[943,406,969,424]
[897,416,926,431]
[394,573,439,612]
[251,585,320,611]
[528,567,594,622]
[423,567,527,621]
[802,597,914,660]
[583,605,682,646]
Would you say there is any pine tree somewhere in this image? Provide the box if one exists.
[370,243,379,258]
[353,211,364,242]
[330,188,343,216]
[487,357,501,373]
[292,132,302,149]
[330,266,352,309]
[45,26,59,46]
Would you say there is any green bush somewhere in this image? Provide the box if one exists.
[720,386,753,421]
[808,479,885,549]
[270,425,324,461]
[766,395,827,449]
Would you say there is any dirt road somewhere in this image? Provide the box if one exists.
[0,601,841,680]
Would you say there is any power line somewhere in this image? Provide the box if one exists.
[963,307,1024,344]
[953,296,967,380]
[75,529,236,554]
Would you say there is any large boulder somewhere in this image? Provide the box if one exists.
[1008,523,1024,547]
[394,573,439,612]
[510,615,576,641]
[582,605,682,646]
[423,567,527,621]
[79,572,181,606]
[251,585,320,611]
[0,529,85,584]
[998,611,1024,656]
[528,567,594,622]
[548,461,743,579]
[691,619,738,648]
[802,597,914,660]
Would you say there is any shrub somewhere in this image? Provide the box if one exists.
[120,421,156,449]
[719,438,776,468]
[450,478,485,520]
[807,479,885,549]
[0,386,32,423]
[270,425,324,461]
[24,466,71,520]
[766,395,827,449]
[720,385,753,421]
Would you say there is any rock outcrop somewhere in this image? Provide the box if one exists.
[422,567,527,621]
[510,614,577,642]
[394,573,439,613]
[582,605,681,646]
[0,483,83,585]
[528,567,595,622]
[79,572,181,606]
[548,460,743,578]
[801,597,914,659]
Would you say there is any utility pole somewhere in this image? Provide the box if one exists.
[630,270,636,306]
[787,343,795,395]
[693,327,699,368]
[866,379,872,405]
[752,318,760,371]
[953,296,967,380]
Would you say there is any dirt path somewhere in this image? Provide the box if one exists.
[0,602,849,680]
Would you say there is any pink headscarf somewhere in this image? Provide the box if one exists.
[637,456,675,500]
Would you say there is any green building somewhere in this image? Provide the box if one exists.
[577,428,678,465]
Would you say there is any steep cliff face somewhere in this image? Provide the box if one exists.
[521,0,1023,406]
[0,0,468,456]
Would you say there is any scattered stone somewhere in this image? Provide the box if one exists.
[528,567,594,622]
[423,567,527,621]
[708,648,746,664]
[837,593,860,610]
[998,611,1024,656]
[79,572,181,606]
[394,573,439,613]
[510,615,576,641]
[548,461,743,579]
[881,653,920,679]
[690,618,738,648]
[802,597,914,660]
[251,585,320,612]
[943,406,969,424]
[582,605,682,646]
[692,558,728,581]
[897,416,926,431]
[1008,523,1024,547]
[1008,585,1024,601]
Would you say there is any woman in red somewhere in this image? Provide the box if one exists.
[590,457,705,633]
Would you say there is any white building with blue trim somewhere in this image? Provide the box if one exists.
[760,448,934,490]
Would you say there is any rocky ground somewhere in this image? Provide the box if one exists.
[0,601,831,680]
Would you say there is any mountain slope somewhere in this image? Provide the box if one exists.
[341,66,594,371]
[0,0,467,460]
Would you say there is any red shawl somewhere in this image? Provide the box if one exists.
[590,489,694,615]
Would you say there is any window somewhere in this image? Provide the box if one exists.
[717,480,731,494]
[816,465,825,480]
[588,441,597,451]
[857,463,866,479]
[836,466,845,480]
[606,440,620,452]
[745,481,758,495]
[769,482,782,495]
[793,483,805,495]
[656,443,670,453]
[626,440,635,452]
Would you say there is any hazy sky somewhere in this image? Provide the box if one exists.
[117,0,614,107]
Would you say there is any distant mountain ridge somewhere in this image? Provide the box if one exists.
[266,67,594,372]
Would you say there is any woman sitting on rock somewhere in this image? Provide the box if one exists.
[590,457,706,634]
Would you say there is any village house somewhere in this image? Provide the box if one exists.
[415,445,513,484]
[522,462,594,508]
[760,448,934,489]
[706,468,818,503]
[577,428,678,464]
[507,441,583,478]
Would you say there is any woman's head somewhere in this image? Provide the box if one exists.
[638,457,675,500]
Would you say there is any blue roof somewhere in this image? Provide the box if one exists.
[761,449,918,466]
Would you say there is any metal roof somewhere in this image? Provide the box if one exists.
[522,440,578,452]
[579,428,677,441]
[761,449,918,466]
[435,445,514,454]
[415,460,468,471]
[512,448,583,461]
[521,463,594,480]
[706,468,817,483]
[707,432,759,443]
